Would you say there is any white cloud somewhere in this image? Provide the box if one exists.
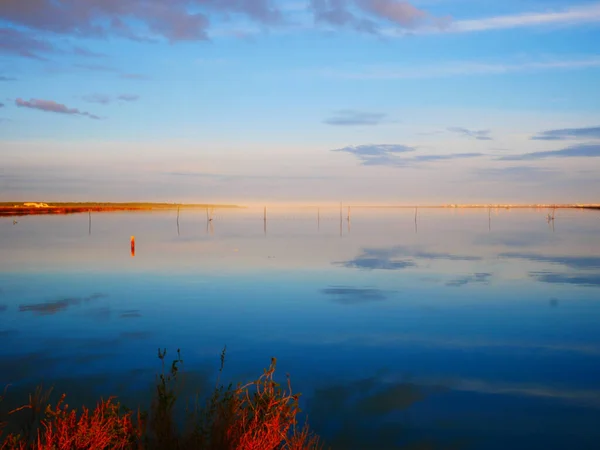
[213,2,600,38]
[317,56,600,79]
[447,3,600,33]
[376,2,600,36]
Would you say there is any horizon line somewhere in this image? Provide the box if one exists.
[2,201,600,209]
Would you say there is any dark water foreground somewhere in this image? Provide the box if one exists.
[1,207,600,449]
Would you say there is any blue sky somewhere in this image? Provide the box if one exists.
[1,0,600,204]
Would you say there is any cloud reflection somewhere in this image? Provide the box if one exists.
[500,252,600,270]
[435,378,600,408]
[334,255,416,270]
[0,329,18,338]
[0,351,64,383]
[321,286,392,304]
[81,306,112,320]
[474,231,557,248]
[309,375,440,449]
[120,331,153,340]
[18,293,107,315]
[530,272,600,287]
[445,272,491,287]
[334,246,481,271]
[264,330,600,356]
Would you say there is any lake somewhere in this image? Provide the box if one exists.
[1,207,600,449]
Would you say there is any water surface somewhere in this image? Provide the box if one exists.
[2,207,600,449]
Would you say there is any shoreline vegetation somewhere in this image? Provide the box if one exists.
[0,203,243,217]
[1,202,599,217]
[0,349,324,450]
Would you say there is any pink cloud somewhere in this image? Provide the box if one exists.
[15,98,101,120]
[0,0,207,41]
[0,0,282,42]
[0,27,55,59]
[359,0,428,27]
[311,0,445,33]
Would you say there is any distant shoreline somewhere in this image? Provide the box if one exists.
[347,204,600,209]
[1,202,598,217]
[0,202,242,217]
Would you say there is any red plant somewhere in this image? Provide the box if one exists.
[217,358,322,450]
[34,395,143,450]
[1,351,324,450]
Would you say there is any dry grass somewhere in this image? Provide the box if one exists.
[0,349,323,450]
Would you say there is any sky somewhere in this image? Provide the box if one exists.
[1,0,600,205]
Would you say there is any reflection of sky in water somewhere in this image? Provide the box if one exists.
[1,208,600,449]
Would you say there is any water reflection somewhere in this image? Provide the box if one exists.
[499,252,600,269]
[18,293,107,316]
[321,286,393,304]
[0,329,18,338]
[497,251,600,287]
[334,245,484,272]
[308,375,456,450]
[415,207,418,234]
[473,231,557,248]
[334,251,416,270]
[531,272,600,287]
[1,208,600,449]
[445,273,491,287]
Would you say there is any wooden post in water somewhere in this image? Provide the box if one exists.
[339,202,343,237]
[317,207,320,230]
[130,236,135,257]
[347,206,351,232]
[204,207,214,222]
[414,206,418,233]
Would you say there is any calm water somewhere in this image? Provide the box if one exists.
[2,207,600,449]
